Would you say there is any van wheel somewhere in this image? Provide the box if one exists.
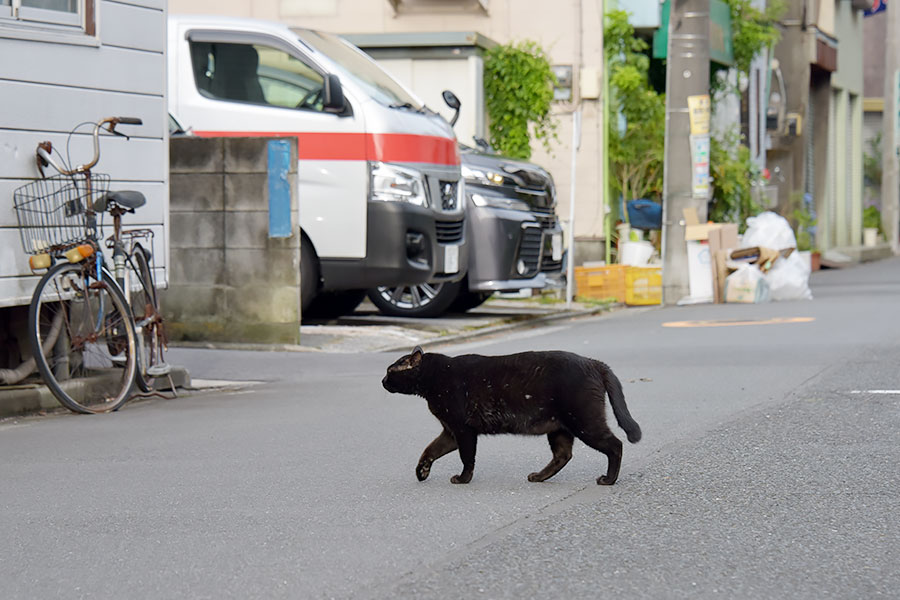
[304,289,367,320]
[367,279,463,318]
[301,236,319,314]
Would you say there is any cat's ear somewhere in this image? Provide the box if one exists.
[410,346,424,365]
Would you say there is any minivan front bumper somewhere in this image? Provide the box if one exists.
[464,196,563,293]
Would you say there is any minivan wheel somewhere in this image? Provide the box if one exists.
[367,279,463,318]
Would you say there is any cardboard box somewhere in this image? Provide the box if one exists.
[682,208,737,303]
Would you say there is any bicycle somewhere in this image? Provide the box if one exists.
[13,116,174,414]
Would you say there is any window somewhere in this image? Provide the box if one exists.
[1,0,91,30]
[190,41,327,111]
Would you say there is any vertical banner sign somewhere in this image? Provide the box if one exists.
[267,139,292,238]
[687,94,711,135]
[690,135,711,198]
[687,95,711,198]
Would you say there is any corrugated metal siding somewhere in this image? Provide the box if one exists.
[0,0,167,308]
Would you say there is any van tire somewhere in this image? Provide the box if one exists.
[301,236,319,314]
[304,289,366,320]
[367,279,463,318]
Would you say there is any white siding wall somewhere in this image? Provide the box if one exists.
[0,0,168,308]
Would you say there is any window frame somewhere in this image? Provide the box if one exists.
[0,0,95,36]
[186,29,348,115]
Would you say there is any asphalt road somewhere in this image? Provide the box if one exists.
[2,258,898,599]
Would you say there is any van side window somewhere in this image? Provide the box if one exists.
[189,41,327,111]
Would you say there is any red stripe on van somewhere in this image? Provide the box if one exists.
[192,131,460,166]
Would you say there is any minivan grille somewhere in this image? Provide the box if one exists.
[517,225,542,276]
[436,218,464,244]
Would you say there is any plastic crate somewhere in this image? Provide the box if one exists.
[574,264,627,302]
[625,266,662,305]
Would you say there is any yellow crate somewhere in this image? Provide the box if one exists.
[574,264,627,302]
[625,266,662,305]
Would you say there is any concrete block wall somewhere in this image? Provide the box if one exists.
[165,137,301,344]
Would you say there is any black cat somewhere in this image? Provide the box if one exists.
[382,346,642,485]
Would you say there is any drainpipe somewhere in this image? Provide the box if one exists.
[0,310,63,385]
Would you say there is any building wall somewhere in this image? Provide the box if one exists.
[831,0,865,247]
[170,0,614,248]
[862,10,887,99]
[0,0,169,308]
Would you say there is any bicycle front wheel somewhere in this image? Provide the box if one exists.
[28,261,138,413]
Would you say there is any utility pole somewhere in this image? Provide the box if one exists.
[882,2,900,255]
[661,0,711,304]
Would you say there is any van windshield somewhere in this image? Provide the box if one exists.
[292,29,422,110]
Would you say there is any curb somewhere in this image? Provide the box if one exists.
[0,366,191,420]
[380,303,622,353]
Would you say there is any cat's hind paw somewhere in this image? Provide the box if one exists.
[450,473,472,484]
[596,475,617,485]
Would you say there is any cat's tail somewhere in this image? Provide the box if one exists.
[597,362,642,443]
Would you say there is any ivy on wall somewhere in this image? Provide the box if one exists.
[483,40,557,160]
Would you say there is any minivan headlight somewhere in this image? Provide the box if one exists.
[370,162,428,207]
[470,192,530,212]
[462,163,506,186]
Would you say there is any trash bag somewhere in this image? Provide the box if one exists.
[766,251,813,300]
[741,211,797,251]
[724,263,770,303]
[740,211,812,301]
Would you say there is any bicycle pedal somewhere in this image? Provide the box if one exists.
[147,362,172,377]
[109,353,128,364]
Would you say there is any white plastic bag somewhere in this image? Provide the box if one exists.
[724,264,770,303]
[741,211,797,251]
[766,251,813,300]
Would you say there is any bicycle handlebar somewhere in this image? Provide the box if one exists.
[36,116,142,177]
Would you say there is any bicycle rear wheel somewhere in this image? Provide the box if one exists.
[29,261,137,413]
[127,244,168,393]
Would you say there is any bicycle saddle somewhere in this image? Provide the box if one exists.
[93,190,146,213]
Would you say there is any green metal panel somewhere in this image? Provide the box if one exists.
[652,0,734,67]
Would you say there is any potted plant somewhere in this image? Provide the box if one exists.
[793,198,820,271]
[863,205,881,247]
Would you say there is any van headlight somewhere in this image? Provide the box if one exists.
[370,162,428,207]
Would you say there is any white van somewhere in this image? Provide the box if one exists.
[167,15,466,316]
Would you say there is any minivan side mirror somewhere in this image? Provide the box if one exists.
[442,90,461,126]
[323,74,345,113]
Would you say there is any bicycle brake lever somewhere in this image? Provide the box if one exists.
[105,123,130,141]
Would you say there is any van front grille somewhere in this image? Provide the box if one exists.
[436,218,464,244]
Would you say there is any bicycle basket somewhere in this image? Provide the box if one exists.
[13,173,110,255]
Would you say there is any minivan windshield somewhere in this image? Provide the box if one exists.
[292,28,422,110]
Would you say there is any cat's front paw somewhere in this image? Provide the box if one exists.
[527,472,545,482]
[450,472,472,484]
[596,475,617,485]
[416,460,432,481]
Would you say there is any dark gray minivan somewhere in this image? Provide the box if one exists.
[367,141,564,317]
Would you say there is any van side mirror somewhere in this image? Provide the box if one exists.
[323,74,345,113]
[442,90,461,126]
